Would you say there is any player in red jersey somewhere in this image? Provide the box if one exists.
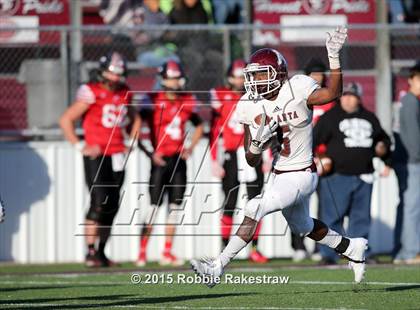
[210,59,269,263]
[60,52,141,267]
[136,60,204,267]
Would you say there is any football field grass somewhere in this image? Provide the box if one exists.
[0,260,419,309]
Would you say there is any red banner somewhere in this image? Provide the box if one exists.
[0,0,70,44]
[253,0,376,45]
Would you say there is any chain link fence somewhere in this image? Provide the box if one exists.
[0,24,419,138]
[0,29,65,134]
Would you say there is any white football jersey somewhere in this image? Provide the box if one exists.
[236,74,320,171]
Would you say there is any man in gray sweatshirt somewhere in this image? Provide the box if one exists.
[395,63,420,264]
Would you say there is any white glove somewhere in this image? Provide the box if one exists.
[326,26,348,69]
[0,198,5,223]
[249,113,278,154]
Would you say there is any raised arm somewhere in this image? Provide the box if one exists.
[308,27,347,106]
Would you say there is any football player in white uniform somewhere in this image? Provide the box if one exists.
[191,27,368,285]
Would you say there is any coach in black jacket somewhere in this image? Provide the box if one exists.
[313,82,391,263]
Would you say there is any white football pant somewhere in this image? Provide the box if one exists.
[244,170,318,235]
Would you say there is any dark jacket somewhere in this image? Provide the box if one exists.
[314,104,391,175]
[169,2,209,24]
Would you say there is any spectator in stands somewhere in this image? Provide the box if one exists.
[212,0,244,24]
[169,0,209,24]
[388,0,420,23]
[99,0,178,64]
[394,63,420,265]
[313,82,391,264]
[132,0,169,45]
[99,0,141,59]
[169,1,223,91]
[400,0,420,23]
[388,0,405,23]
[99,0,141,26]
[134,0,180,67]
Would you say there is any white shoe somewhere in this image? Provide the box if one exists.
[393,258,405,265]
[292,250,307,262]
[190,258,224,288]
[159,252,185,266]
[311,252,322,262]
[135,258,146,267]
[343,238,368,283]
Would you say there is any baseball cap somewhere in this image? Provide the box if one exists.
[343,82,363,98]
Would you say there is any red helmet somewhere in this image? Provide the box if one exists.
[99,51,127,85]
[227,59,246,91]
[159,60,186,90]
[227,59,247,77]
[244,48,288,98]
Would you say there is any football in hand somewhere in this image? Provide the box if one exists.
[253,113,272,127]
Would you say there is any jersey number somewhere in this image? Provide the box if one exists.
[280,125,291,157]
[165,116,182,140]
[102,104,128,128]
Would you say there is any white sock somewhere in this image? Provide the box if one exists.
[219,235,248,267]
[317,229,343,249]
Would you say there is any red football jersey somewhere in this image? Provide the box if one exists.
[313,101,335,155]
[210,87,244,160]
[312,101,335,125]
[147,92,197,157]
[77,82,131,155]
